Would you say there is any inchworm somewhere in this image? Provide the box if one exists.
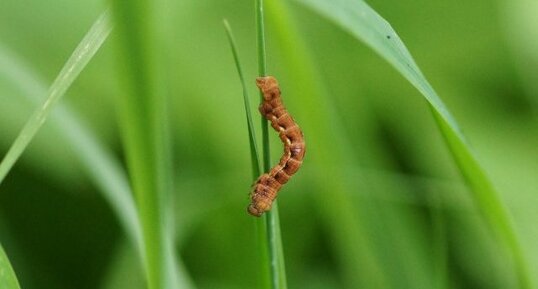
[248,76,305,217]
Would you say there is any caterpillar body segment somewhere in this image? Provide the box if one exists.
[248,76,305,217]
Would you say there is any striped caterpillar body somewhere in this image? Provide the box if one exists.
[248,76,306,217]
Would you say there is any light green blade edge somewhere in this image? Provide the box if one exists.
[295,0,531,287]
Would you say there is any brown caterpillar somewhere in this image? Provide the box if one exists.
[248,76,306,217]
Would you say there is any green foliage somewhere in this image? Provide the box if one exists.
[223,20,262,179]
[0,11,112,184]
[108,0,178,288]
[224,8,288,288]
[295,0,531,287]
[0,244,21,289]
[255,1,288,288]
[0,0,536,289]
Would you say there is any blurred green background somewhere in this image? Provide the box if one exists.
[0,0,536,288]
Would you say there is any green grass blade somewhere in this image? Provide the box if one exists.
[0,41,141,249]
[0,244,21,289]
[256,1,288,288]
[224,11,288,288]
[0,10,112,184]
[109,1,176,288]
[223,20,270,289]
[265,1,389,287]
[433,110,529,286]
[256,0,271,175]
[0,13,147,279]
[295,0,531,287]
[0,43,194,289]
[223,19,262,178]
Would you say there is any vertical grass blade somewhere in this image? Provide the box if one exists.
[223,20,269,288]
[224,9,288,288]
[256,0,288,288]
[265,1,389,287]
[295,0,532,287]
[0,244,21,289]
[0,10,112,184]
[256,0,270,171]
[109,0,176,288]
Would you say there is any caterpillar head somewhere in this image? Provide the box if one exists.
[256,76,280,100]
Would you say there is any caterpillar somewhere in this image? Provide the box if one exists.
[248,76,306,217]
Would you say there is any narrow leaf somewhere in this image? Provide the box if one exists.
[266,1,390,287]
[0,10,112,184]
[256,1,289,287]
[0,43,194,289]
[295,0,531,287]
[0,10,192,289]
[109,0,177,288]
[223,19,262,178]
[224,16,288,289]
[0,245,21,289]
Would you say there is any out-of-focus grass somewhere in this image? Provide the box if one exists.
[266,0,396,287]
[108,0,179,288]
[0,0,536,289]
[295,0,531,287]
[0,11,112,184]
[0,42,141,253]
[0,8,192,289]
[0,244,20,289]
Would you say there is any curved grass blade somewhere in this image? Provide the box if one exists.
[0,42,141,250]
[0,244,21,289]
[265,1,389,288]
[224,17,288,289]
[0,10,112,184]
[0,15,192,289]
[223,19,262,179]
[295,0,531,287]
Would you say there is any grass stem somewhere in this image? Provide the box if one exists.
[109,1,175,288]
[256,1,288,288]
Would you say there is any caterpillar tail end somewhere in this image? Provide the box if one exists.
[247,204,264,217]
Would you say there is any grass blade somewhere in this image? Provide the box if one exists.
[256,1,271,176]
[223,20,262,179]
[224,10,288,288]
[265,1,389,287]
[295,0,532,287]
[0,10,112,184]
[0,39,141,250]
[0,244,21,289]
[109,1,176,288]
[0,42,194,289]
[223,20,270,289]
[256,0,288,288]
